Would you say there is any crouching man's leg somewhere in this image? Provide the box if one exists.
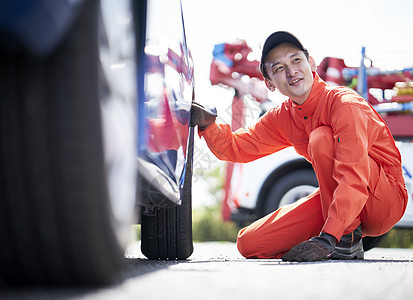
[237,190,324,259]
[282,126,362,262]
[360,158,408,238]
[282,126,407,261]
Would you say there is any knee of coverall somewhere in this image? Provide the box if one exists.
[236,227,257,258]
[308,126,334,161]
[236,224,277,259]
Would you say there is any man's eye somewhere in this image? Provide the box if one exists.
[293,57,301,63]
[273,66,283,73]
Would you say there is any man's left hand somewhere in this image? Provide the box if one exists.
[190,102,217,131]
[281,232,336,262]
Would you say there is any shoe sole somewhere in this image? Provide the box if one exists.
[330,242,364,260]
[330,249,364,260]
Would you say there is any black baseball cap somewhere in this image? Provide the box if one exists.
[260,31,308,79]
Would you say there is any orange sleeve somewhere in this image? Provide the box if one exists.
[199,109,291,163]
[322,102,372,238]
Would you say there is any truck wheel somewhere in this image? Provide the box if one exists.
[0,0,137,285]
[262,169,318,216]
[141,129,194,260]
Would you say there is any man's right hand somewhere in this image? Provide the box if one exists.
[190,102,218,131]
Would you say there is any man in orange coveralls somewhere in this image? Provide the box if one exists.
[191,31,408,262]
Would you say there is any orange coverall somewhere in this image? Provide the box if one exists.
[199,72,408,259]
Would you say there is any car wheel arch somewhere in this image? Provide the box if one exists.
[255,158,315,218]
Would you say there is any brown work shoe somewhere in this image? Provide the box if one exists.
[281,240,330,262]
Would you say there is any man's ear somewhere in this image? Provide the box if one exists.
[309,56,317,72]
[265,79,276,92]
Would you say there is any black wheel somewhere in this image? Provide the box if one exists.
[0,0,137,285]
[363,234,386,251]
[262,169,318,216]
[141,128,194,260]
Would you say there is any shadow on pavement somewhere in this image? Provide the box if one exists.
[0,257,184,300]
[121,256,185,279]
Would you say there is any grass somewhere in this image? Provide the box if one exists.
[379,228,413,248]
[192,204,239,242]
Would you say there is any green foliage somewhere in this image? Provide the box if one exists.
[192,164,239,242]
[378,228,413,248]
[133,224,141,241]
[192,204,240,242]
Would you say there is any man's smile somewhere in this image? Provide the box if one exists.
[289,78,302,86]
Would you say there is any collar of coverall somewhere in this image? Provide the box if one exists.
[289,72,327,114]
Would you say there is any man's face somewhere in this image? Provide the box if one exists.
[264,43,315,105]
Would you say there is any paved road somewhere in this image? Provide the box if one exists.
[2,242,413,300]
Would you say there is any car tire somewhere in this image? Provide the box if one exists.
[0,0,137,285]
[262,169,318,216]
[141,128,194,260]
